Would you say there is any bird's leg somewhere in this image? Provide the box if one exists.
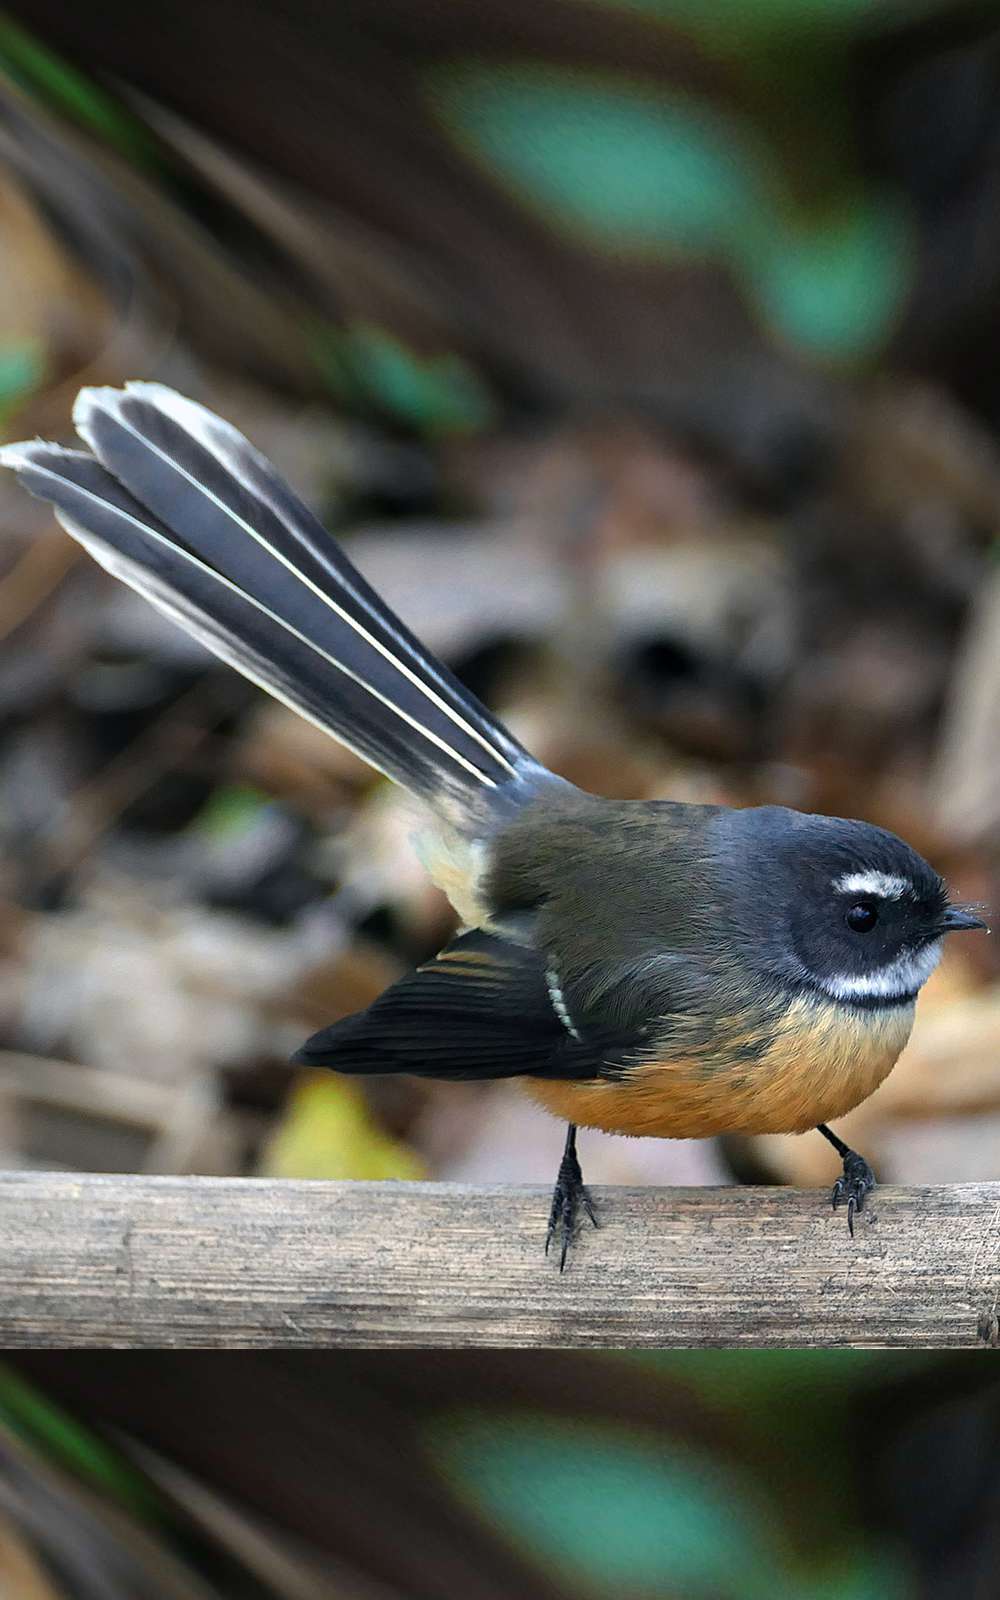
[545,1123,598,1271]
[817,1123,876,1237]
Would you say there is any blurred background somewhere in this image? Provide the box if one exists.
[0,0,996,1196]
[1,1351,1000,1599]
[0,2,999,1596]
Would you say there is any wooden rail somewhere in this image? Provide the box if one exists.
[0,1172,998,1348]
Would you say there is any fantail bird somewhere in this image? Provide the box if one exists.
[0,384,987,1266]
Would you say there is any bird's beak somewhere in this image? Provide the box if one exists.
[941,905,988,933]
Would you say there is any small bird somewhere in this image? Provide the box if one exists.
[1,385,986,1265]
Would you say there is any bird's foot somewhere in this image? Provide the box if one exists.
[831,1149,876,1238]
[545,1143,598,1271]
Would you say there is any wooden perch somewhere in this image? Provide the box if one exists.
[0,1172,998,1349]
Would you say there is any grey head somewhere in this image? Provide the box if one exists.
[712,806,986,1007]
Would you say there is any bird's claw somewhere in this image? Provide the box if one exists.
[831,1150,877,1238]
[545,1149,598,1271]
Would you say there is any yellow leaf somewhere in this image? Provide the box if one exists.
[260,1072,425,1181]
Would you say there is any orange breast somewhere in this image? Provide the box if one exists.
[521,995,915,1139]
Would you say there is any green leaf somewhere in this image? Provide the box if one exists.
[191,784,271,840]
[578,0,955,43]
[427,64,912,361]
[313,321,495,434]
[635,1350,940,1406]
[742,193,914,360]
[0,341,43,425]
[428,65,767,254]
[429,1411,784,1597]
[0,1364,159,1520]
[0,15,157,166]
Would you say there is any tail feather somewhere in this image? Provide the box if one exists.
[0,384,546,819]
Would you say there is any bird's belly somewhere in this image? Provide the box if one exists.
[522,995,915,1139]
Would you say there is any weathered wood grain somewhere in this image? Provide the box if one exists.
[0,1173,998,1348]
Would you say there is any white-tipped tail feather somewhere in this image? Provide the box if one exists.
[0,384,548,830]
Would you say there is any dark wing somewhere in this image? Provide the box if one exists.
[293,928,627,1081]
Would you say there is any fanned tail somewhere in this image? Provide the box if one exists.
[0,383,548,826]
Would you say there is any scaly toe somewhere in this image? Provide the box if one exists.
[831,1152,877,1238]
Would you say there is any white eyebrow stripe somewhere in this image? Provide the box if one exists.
[834,871,910,899]
[819,940,941,1002]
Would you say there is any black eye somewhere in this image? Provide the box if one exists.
[845,903,878,933]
